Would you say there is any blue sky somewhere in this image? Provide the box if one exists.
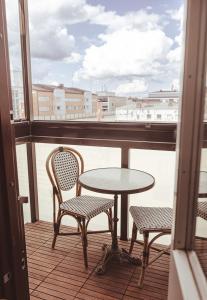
[7,0,184,96]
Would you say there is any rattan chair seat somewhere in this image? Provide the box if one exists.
[60,195,114,219]
[129,206,173,234]
[197,201,207,221]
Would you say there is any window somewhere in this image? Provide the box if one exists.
[27,0,183,122]
[67,98,81,102]
[39,107,49,112]
[5,0,25,119]
[38,96,49,102]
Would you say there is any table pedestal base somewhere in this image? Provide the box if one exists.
[95,244,142,274]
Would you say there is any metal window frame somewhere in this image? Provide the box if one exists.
[13,0,179,239]
[169,0,207,298]
[172,0,207,251]
[0,0,29,298]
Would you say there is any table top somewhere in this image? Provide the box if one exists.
[199,171,207,198]
[78,167,155,195]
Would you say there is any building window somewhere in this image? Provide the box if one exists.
[38,96,49,101]
[157,114,162,119]
[147,114,151,119]
[67,98,81,102]
[28,1,182,123]
[39,107,49,112]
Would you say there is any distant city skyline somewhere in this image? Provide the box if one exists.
[30,82,180,122]
[7,0,183,97]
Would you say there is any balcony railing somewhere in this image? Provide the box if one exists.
[14,120,178,241]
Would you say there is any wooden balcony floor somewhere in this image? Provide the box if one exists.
[25,221,169,300]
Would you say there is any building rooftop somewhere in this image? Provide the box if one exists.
[32,84,87,94]
[148,90,180,98]
[117,103,178,111]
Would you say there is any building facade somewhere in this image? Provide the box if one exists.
[116,90,180,122]
[32,84,97,120]
[11,69,25,119]
[97,91,129,112]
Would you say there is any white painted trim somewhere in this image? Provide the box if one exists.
[172,0,207,249]
[168,250,200,300]
[188,251,207,299]
[169,0,207,298]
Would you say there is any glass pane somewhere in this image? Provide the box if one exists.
[5,0,25,119]
[28,0,183,122]
[195,77,207,277]
[16,144,31,223]
[130,149,176,244]
[35,144,121,230]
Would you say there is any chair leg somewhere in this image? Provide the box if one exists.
[146,244,150,266]
[77,224,80,233]
[52,210,61,249]
[138,232,149,288]
[129,222,138,255]
[108,208,113,237]
[81,219,88,268]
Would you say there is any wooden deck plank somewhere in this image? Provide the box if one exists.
[26,221,170,300]
[195,238,207,277]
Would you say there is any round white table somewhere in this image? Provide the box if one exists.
[79,167,155,273]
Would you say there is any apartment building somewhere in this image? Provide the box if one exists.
[117,90,179,122]
[11,69,25,119]
[116,103,178,122]
[32,84,53,118]
[32,84,97,119]
[97,91,129,112]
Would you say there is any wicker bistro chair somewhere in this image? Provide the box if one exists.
[46,146,114,268]
[197,201,207,221]
[197,201,207,240]
[129,206,173,288]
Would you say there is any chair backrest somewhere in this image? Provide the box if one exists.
[46,146,84,204]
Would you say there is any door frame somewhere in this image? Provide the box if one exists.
[0,0,29,298]
[168,0,207,298]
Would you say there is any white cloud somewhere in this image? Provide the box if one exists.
[31,59,52,82]
[74,28,173,81]
[167,5,184,46]
[171,78,180,90]
[115,79,148,95]
[50,81,59,86]
[90,10,162,32]
[30,27,75,60]
[166,5,184,65]
[7,0,184,92]
[167,46,181,63]
[28,0,104,26]
[64,52,82,64]
[27,0,164,63]
[18,0,105,61]
[167,5,184,24]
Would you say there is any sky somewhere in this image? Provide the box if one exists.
[6,0,184,96]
